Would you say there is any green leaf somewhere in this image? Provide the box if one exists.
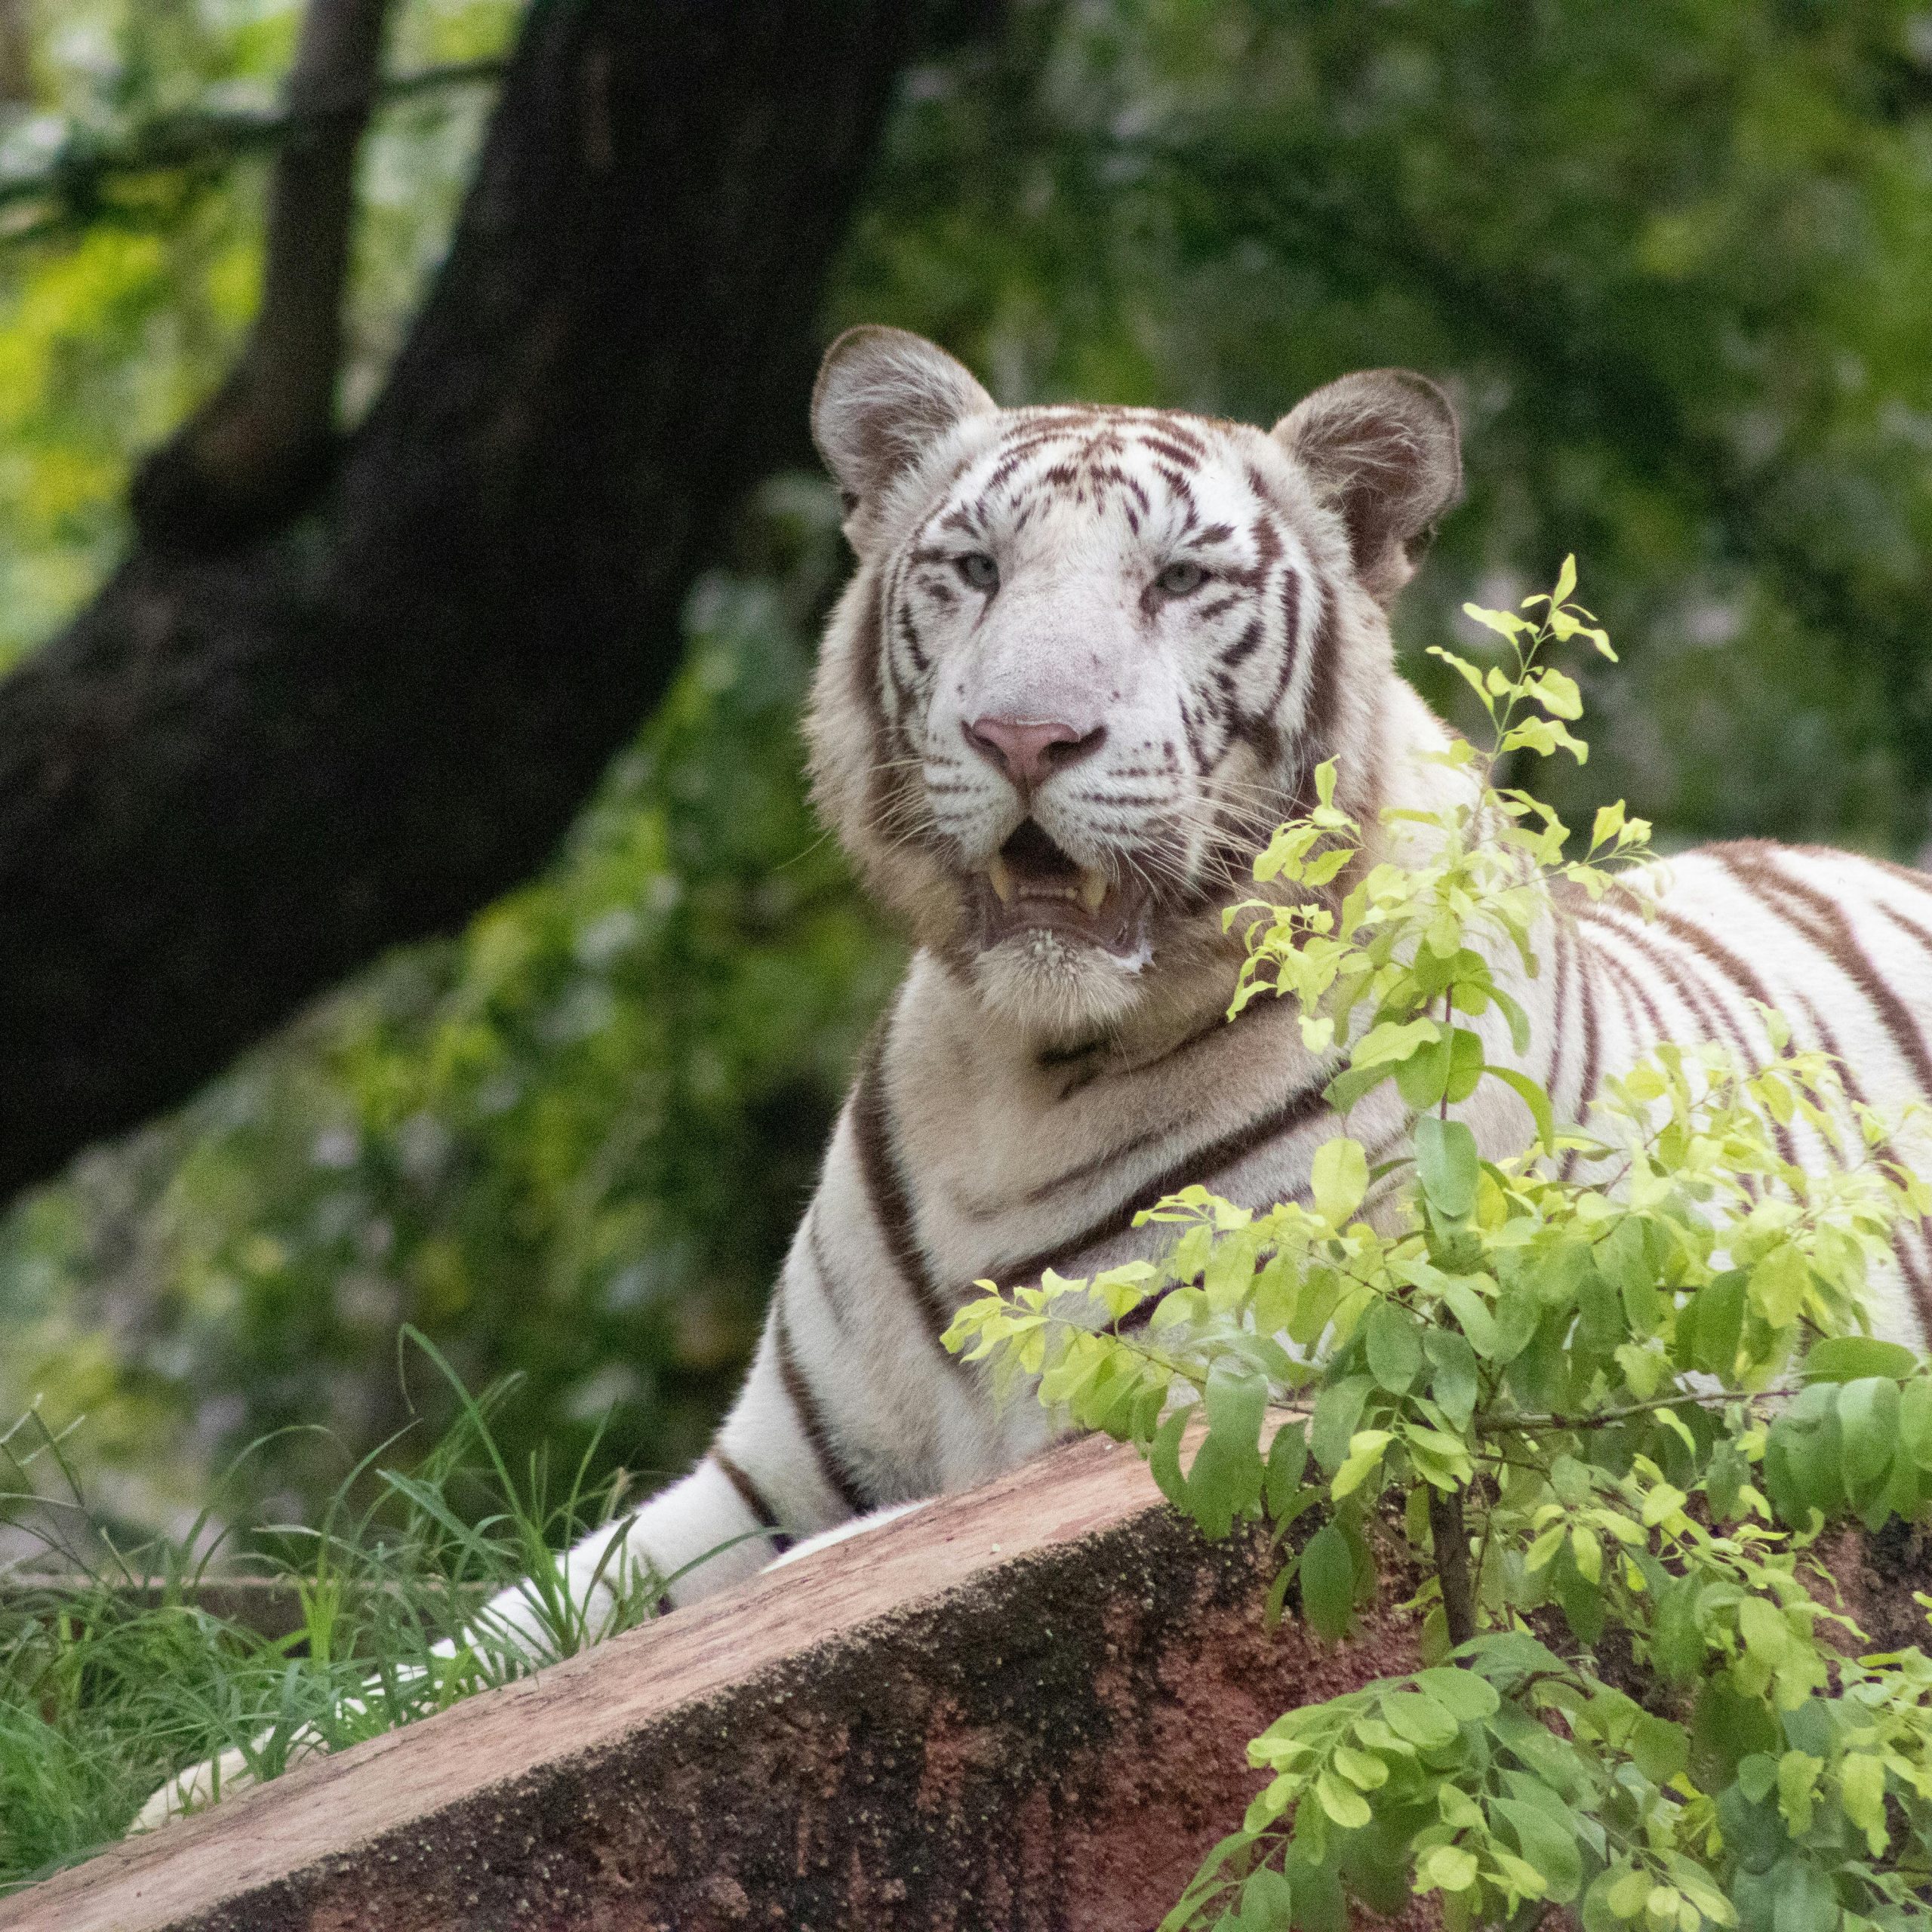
[1204,1358,1269,1452]
[1613,1228,1663,1334]
[1331,1429,1393,1499]
[1496,1796,1582,1903]
[1187,1436,1263,1540]
[1486,1064,1555,1152]
[1310,1376,1374,1472]
[1323,1059,1397,1115]
[1418,1844,1478,1894]
[1552,1553,1607,1646]
[1235,1866,1294,1929]
[1311,1137,1369,1226]
[1682,1271,1747,1378]
[1737,1753,1777,1804]
[1314,1769,1371,1829]
[1405,1425,1473,1490]
[1288,1857,1346,1932]
[1380,1689,1460,1749]
[1366,1301,1423,1392]
[1354,1017,1442,1069]
[1150,1404,1190,1510]
[1460,1631,1569,1689]
[1631,1715,1689,1784]
[1394,1030,1452,1110]
[1490,983,1534,1054]
[1414,1666,1500,1722]
[1425,1268,1500,1359]
[1570,1524,1602,1584]
[1800,1336,1917,1384]
[1840,1752,1888,1856]
[1264,1420,1310,1520]
[1331,1744,1389,1789]
[1531,666,1583,720]
[1904,1377,1932,1470]
[1706,1441,1748,1521]
[1767,1854,1837,1932]
[1300,1522,1355,1640]
[1500,715,1589,764]
[1442,1026,1486,1104]
[1607,1867,1652,1919]
[1493,1282,1543,1364]
[1423,1328,1479,1430]
[1190,1361,1269,1539]
[1764,1380,1840,1524]
[1749,1246,1810,1328]
[1836,1375,1900,1506]
[1576,1259,1623,1351]
[1414,1115,1478,1219]
[1737,1596,1790,1666]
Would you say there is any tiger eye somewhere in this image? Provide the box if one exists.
[1156,559,1206,597]
[957,552,1000,592]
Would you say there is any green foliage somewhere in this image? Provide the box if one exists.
[0,1331,676,1892]
[0,0,515,665]
[7,0,1932,1555]
[949,568,1932,1930]
[845,0,1932,850]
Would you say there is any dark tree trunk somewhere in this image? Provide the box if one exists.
[0,0,922,1202]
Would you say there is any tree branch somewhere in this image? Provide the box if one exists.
[0,57,508,243]
[1478,1387,1794,1435]
[1429,1486,1475,1648]
[0,0,931,1202]
[129,0,398,551]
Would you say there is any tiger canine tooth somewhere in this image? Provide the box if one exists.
[1078,869,1108,914]
[986,854,1014,903]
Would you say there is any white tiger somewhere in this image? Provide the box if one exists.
[139,328,1932,1823]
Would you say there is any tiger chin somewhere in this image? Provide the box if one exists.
[137,329,1932,1829]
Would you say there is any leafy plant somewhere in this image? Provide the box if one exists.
[0,1330,681,1890]
[947,567,1932,1931]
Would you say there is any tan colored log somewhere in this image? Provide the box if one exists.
[0,1434,1427,1932]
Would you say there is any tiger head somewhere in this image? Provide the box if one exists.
[804,327,1461,1044]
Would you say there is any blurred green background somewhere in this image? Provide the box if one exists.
[4,0,1932,1545]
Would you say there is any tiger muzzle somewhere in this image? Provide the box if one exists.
[968,818,1152,957]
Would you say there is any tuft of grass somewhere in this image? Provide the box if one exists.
[0,1330,679,1892]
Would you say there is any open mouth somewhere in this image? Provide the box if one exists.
[967,820,1152,957]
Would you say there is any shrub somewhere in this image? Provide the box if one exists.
[949,567,1932,1932]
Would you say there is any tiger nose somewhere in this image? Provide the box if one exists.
[961,716,1107,793]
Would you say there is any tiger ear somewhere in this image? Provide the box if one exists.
[812,327,996,525]
[1272,370,1461,605]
